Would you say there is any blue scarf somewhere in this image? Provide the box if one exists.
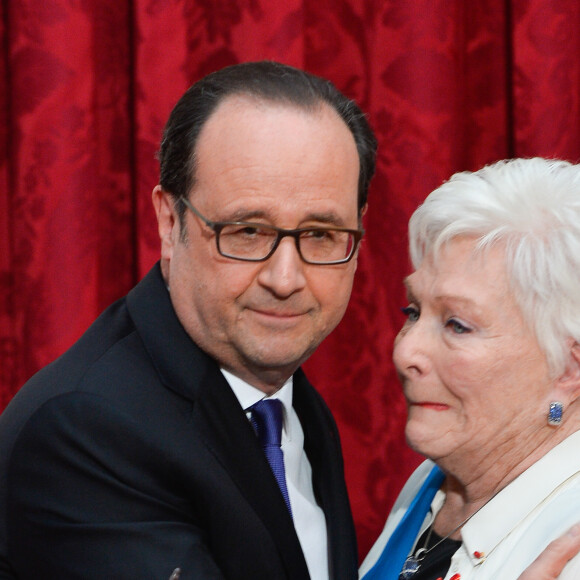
[362,465,445,580]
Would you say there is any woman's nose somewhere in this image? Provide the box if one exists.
[393,319,431,378]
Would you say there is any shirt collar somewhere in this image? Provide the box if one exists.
[457,430,580,564]
[220,368,294,417]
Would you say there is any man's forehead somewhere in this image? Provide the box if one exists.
[193,94,357,172]
[203,92,343,133]
[213,91,320,113]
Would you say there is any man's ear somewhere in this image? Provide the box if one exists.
[152,185,178,263]
[556,342,580,404]
[359,202,368,222]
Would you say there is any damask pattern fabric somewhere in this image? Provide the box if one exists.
[2,0,580,559]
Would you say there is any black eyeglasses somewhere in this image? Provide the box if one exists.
[179,196,364,265]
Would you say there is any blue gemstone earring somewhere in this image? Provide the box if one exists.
[548,402,563,426]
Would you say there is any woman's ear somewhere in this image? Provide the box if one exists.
[556,342,580,404]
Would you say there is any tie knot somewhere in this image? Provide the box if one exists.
[250,399,283,447]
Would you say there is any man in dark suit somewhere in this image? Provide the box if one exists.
[0,61,376,579]
[0,61,577,580]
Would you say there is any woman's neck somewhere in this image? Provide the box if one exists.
[433,422,578,538]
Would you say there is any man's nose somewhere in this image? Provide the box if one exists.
[257,237,307,297]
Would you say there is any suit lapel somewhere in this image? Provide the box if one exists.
[294,370,358,580]
[127,264,310,578]
[194,378,310,571]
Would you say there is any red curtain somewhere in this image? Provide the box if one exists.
[2,0,580,561]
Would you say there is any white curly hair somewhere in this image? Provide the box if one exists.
[408,157,580,377]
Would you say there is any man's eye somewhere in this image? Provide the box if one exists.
[238,226,260,236]
[227,225,265,237]
[303,229,335,241]
[401,306,419,322]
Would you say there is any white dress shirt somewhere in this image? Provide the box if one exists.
[360,431,580,579]
[222,369,329,580]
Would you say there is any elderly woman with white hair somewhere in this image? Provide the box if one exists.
[360,158,580,580]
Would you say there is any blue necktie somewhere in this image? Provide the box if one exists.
[250,399,293,516]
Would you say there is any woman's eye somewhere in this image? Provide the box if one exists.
[401,306,419,322]
[446,318,471,334]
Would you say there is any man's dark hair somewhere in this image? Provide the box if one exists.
[158,61,377,219]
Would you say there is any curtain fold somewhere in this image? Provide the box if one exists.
[2,0,579,560]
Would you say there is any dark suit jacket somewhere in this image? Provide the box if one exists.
[0,263,357,579]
